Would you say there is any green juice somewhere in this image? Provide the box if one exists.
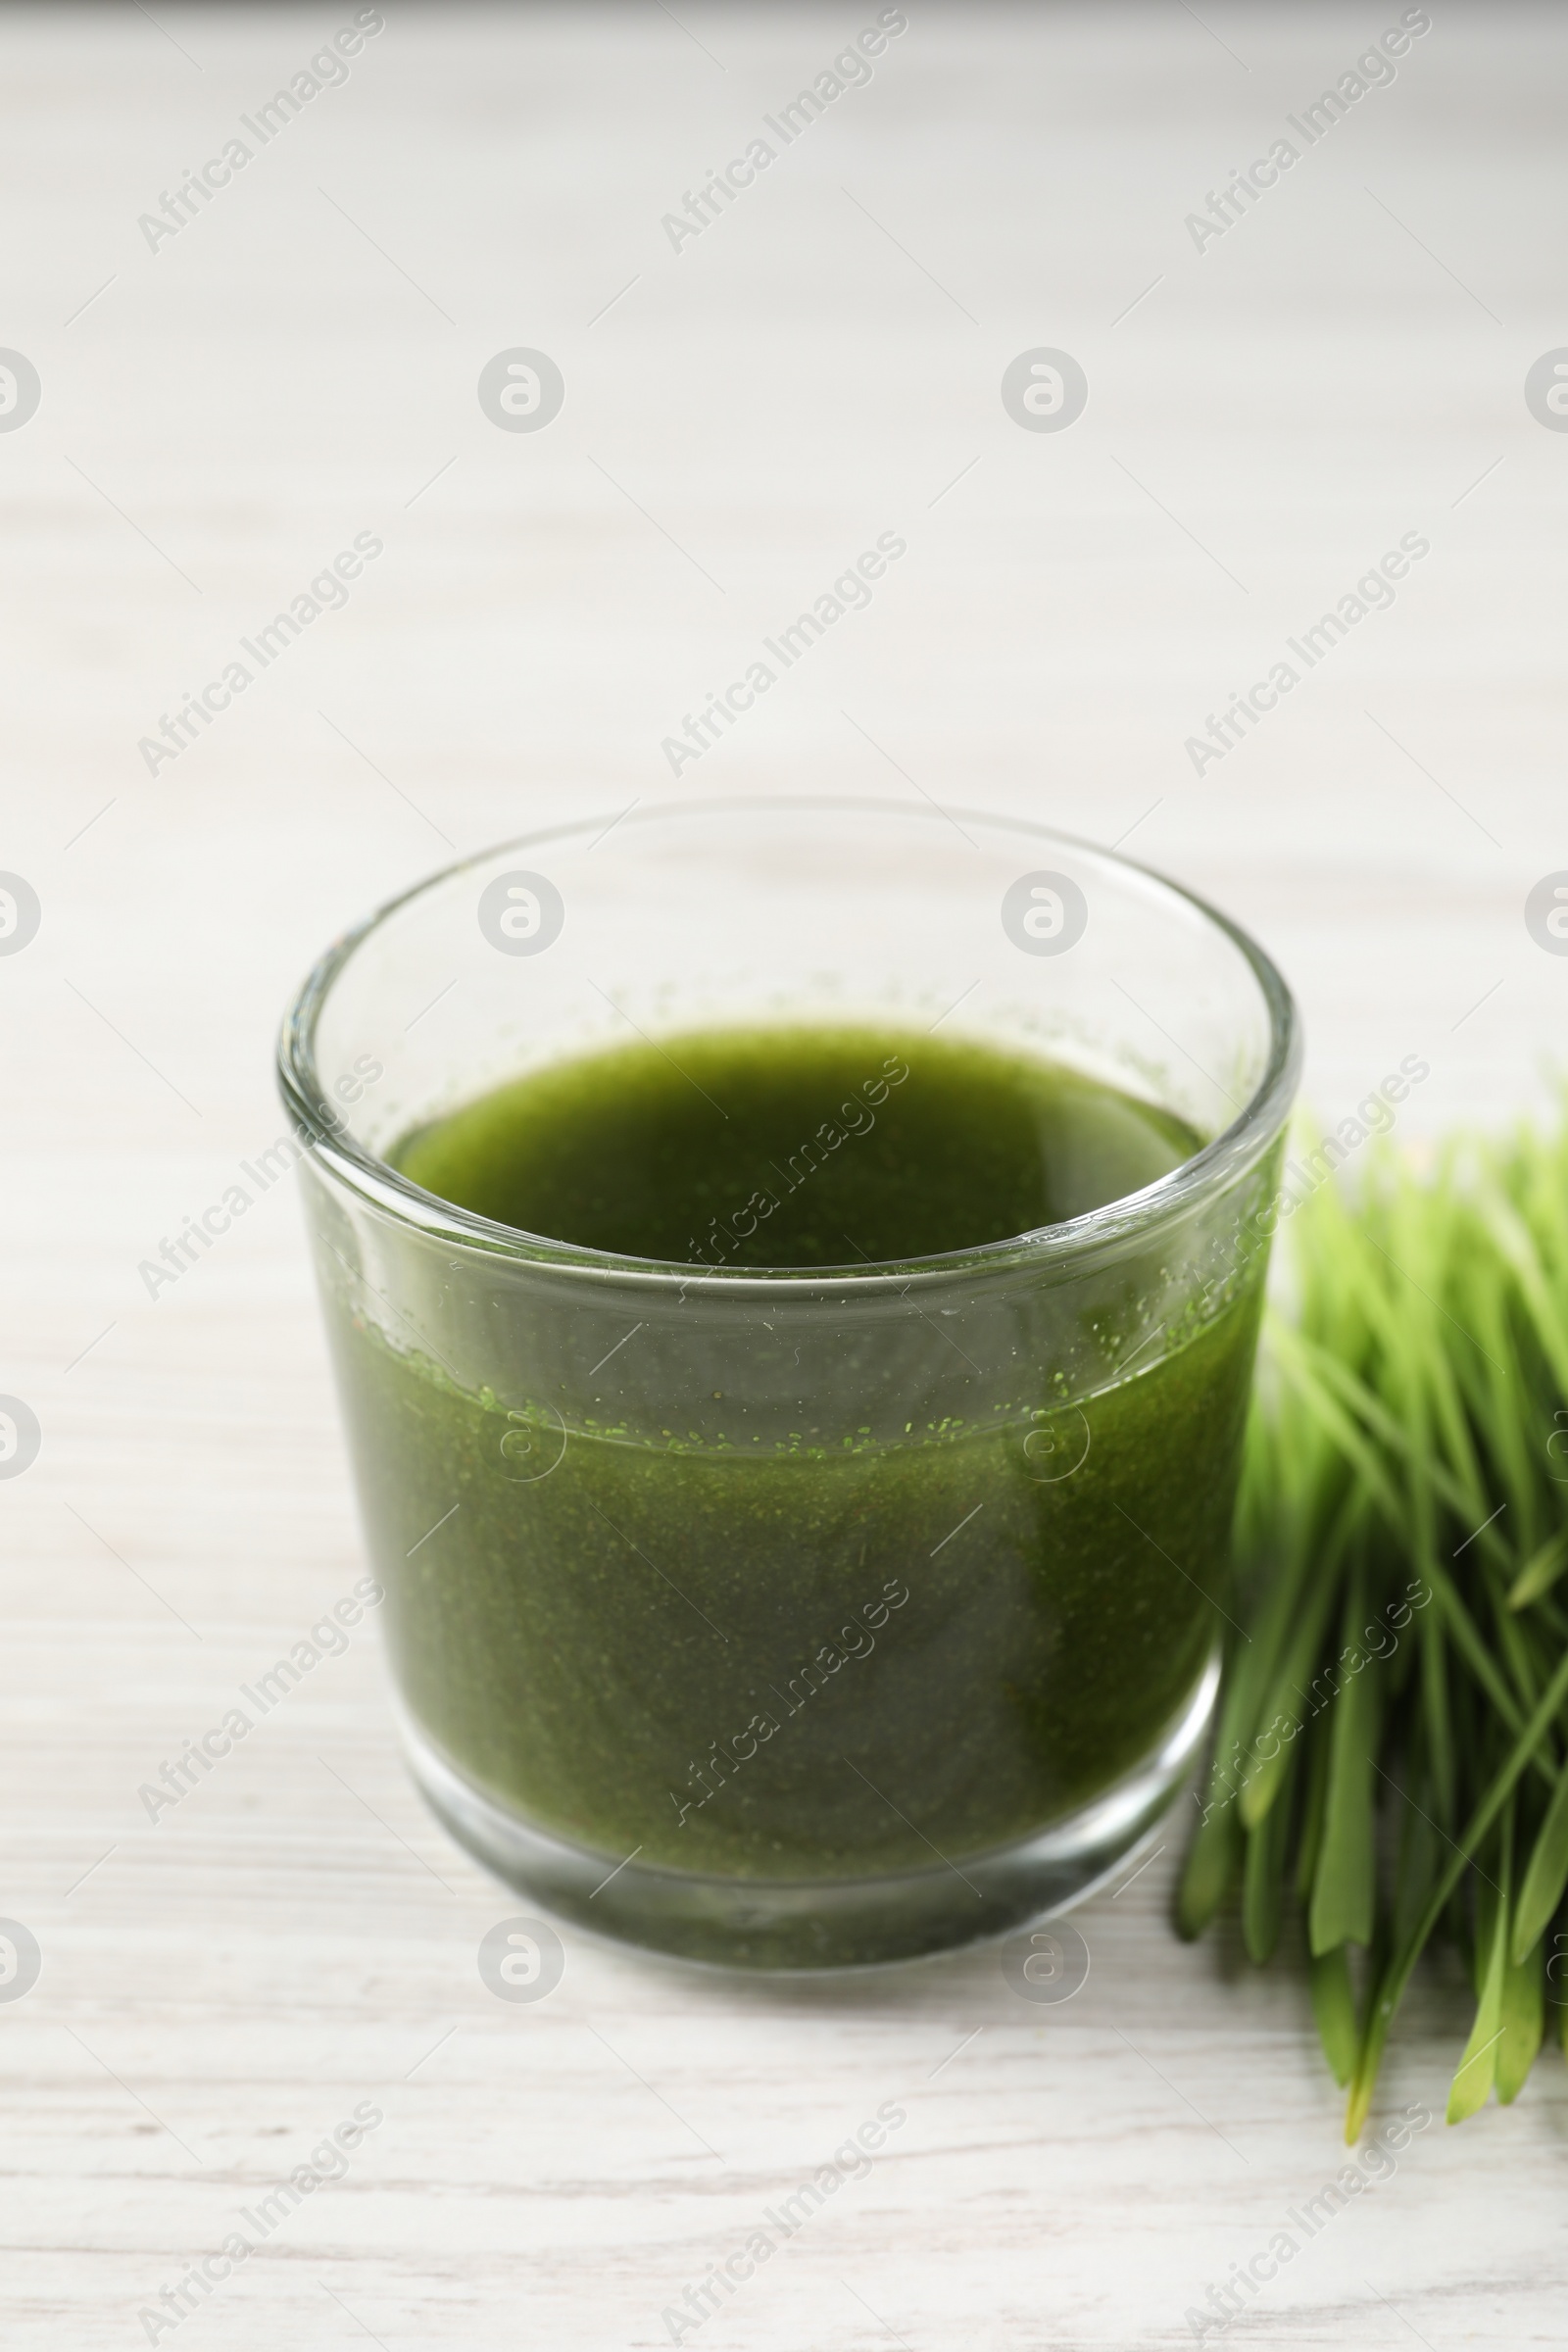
[393,1027,1200,1268]
[323,1027,1260,1891]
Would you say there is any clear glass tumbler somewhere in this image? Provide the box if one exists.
[278,799,1299,1968]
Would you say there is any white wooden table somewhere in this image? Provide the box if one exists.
[4,4,1566,2343]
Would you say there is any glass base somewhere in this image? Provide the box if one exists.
[400,1655,1216,1972]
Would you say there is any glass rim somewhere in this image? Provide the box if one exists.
[275,795,1302,1295]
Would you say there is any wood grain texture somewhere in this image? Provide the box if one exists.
[3,3,1566,2344]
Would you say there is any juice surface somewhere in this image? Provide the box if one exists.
[392,1024,1199,1266]
[324,1028,1259,1887]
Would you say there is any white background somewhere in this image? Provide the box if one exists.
[3,4,1565,2345]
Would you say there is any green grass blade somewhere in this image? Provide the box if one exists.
[1176,1453,1336,1943]
[1509,1527,1568,1611]
[1447,1819,1510,2124]
[1238,1524,1353,1830]
[1309,1943,1358,2086]
[1295,1705,1333,1902]
[1175,1790,1243,1943]
[1496,1932,1545,2104]
[1512,1761,1568,1962]
[1345,1977,1396,2144]
[1456,1250,1541,1556]
[1392,1769,1439,1955]
[1420,1614,1456,1836]
[1175,1618,1279,1940]
[1243,1763,1294,1964]
[1308,1574,1380,1956]
[1477,1182,1568,1403]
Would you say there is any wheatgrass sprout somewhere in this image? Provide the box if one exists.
[1177,1107,1568,2139]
